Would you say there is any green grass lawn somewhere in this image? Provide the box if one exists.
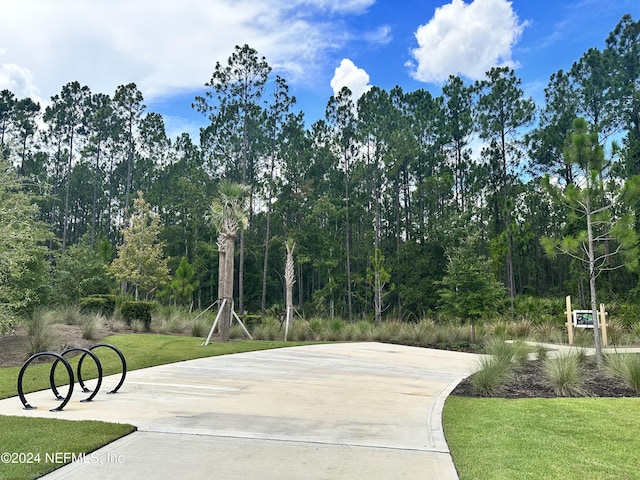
[0,335,310,480]
[444,396,640,480]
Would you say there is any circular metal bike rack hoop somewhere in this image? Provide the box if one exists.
[50,347,103,403]
[17,352,74,412]
[77,343,127,394]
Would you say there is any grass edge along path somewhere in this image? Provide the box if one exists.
[444,396,640,480]
[0,335,314,480]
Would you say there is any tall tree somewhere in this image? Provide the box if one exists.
[13,98,40,174]
[527,69,578,185]
[0,158,52,332]
[194,44,271,315]
[113,83,145,221]
[44,81,91,250]
[443,75,474,212]
[542,118,639,365]
[208,181,249,342]
[261,75,296,316]
[326,86,357,321]
[475,67,535,298]
[605,15,640,174]
[84,92,114,246]
[0,89,16,158]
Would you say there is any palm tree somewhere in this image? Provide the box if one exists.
[208,181,249,342]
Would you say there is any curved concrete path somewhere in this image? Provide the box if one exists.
[0,342,479,479]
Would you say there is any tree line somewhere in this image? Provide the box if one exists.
[0,14,638,325]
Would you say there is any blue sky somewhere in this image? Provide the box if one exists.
[1,0,638,139]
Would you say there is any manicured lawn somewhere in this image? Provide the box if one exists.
[444,396,640,480]
[0,335,312,480]
[0,416,134,480]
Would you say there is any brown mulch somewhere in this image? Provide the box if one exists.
[0,324,110,368]
[451,357,640,398]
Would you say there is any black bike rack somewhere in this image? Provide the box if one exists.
[17,352,74,412]
[17,343,126,412]
[78,343,127,394]
[50,347,103,402]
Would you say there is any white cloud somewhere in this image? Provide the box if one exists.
[330,59,372,101]
[0,63,43,104]
[0,0,375,103]
[365,25,393,45]
[408,0,527,83]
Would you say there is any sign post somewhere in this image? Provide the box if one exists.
[566,295,574,346]
[599,303,608,347]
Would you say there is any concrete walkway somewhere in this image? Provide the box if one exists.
[0,343,479,479]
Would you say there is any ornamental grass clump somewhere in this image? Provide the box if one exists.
[543,352,586,397]
[471,355,513,396]
[25,309,57,357]
[605,353,640,392]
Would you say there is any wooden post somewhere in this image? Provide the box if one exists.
[600,303,608,347]
[566,295,574,346]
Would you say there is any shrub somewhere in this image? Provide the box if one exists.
[605,353,640,392]
[471,356,513,396]
[190,317,210,338]
[79,294,117,317]
[484,338,531,366]
[120,301,155,330]
[56,304,83,325]
[507,319,534,339]
[543,352,586,396]
[25,309,57,356]
[82,314,103,340]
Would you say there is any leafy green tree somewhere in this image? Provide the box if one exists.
[0,159,52,332]
[51,236,113,304]
[109,192,170,300]
[209,181,249,342]
[438,235,507,342]
[366,249,392,324]
[169,257,199,307]
[542,118,639,365]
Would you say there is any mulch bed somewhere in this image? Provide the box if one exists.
[451,358,640,398]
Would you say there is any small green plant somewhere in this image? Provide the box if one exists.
[471,355,513,396]
[190,317,210,338]
[543,352,586,396]
[82,315,102,340]
[484,338,531,366]
[535,345,549,362]
[130,319,146,333]
[507,319,534,339]
[25,309,57,356]
[605,353,640,392]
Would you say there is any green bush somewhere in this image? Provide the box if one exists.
[543,352,586,396]
[120,301,155,330]
[79,294,116,316]
[471,356,513,396]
